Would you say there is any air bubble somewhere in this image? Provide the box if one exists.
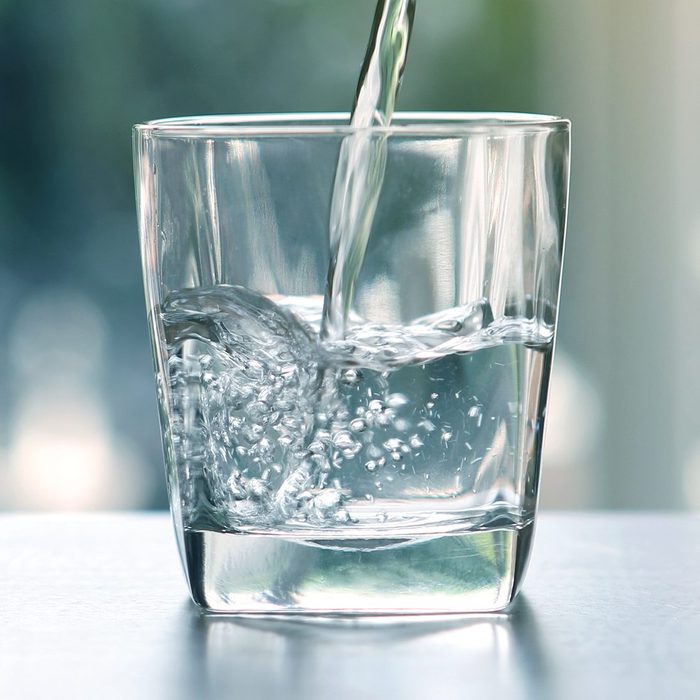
[418,418,437,432]
[393,418,411,432]
[383,438,405,452]
[281,416,298,430]
[257,387,273,403]
[226,474,246,499]
[408,434,423,450]
[276,399,294,412]
[312,489,344,511]
[246,478,268,499]
[332,430,358,452]
[248,401,268,418]
[366,444,383,459]
[308,440,326,455]
[341,369,362,385]
[350,418,367,433]
[230,500,262,519]
[365,460,378,472]
[376,410,394,427]
[386,393,409,409]
[315,429,331,443]
[334,508,351,524]
[257,437,272,453]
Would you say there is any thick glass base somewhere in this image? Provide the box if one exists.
[182,522,534,615]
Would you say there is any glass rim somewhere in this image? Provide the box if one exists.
[133,111,570,138]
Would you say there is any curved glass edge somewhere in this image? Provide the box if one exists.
[133,112,571,138]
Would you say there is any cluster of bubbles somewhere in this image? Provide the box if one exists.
[162,285,521,531]
[163,288,468,526]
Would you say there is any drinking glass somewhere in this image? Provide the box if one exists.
[134,113,570,614]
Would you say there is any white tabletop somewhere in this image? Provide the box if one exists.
[0,512,697,699]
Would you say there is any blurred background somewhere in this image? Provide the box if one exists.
[0,0,698,511]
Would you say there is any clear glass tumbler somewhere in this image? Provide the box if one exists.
[134,113,570,615]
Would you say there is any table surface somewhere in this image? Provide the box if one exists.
[0,513,698,700]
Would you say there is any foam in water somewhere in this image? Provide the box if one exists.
[162,285,551,536]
